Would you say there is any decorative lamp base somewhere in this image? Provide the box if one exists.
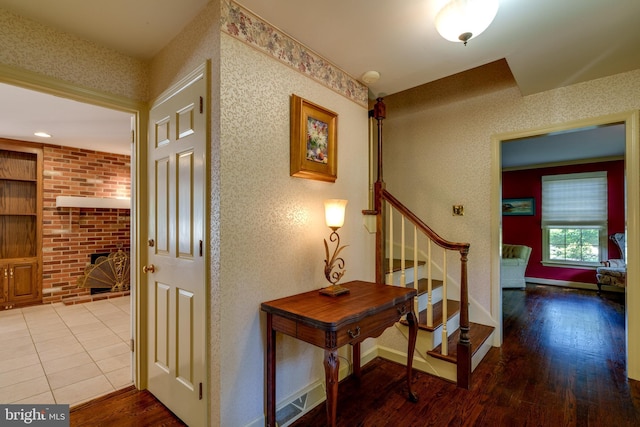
[319,284,350,297]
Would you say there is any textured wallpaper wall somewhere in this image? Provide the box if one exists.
[149,1,220,101]
[382,60,640,313]
[0,9,148,101]
[219,33,370,426]
[150,1,371,425]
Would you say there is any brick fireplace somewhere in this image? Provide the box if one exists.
[41,145,130,304]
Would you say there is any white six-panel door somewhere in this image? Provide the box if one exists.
[146,66,207,427]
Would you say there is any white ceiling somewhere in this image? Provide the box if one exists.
[0,0,637,160]
[0,82,133,155]
[502,123,626,169]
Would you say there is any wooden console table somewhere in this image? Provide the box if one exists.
[261,280,418,427]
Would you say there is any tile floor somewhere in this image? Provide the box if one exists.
[0,296,132,407]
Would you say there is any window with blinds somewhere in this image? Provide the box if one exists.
[541,171,608,266]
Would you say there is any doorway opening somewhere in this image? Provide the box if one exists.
[490,111,640,380]
[0,76,142,406]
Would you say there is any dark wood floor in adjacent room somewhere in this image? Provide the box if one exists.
[69,285,640,426]
[70,386,185,427]
[291,284,640,426]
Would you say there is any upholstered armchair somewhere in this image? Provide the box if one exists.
[501,244,532,288]
[596,233,626,294]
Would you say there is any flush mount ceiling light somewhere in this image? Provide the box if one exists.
[435,0,499,45]
[34,132,52,138]
[361,70,380,84]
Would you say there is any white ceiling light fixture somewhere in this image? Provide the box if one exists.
[34,132,52,138]
[435,0,499,45]
[361,71,380,84]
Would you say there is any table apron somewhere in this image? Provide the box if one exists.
[270,300,413,349]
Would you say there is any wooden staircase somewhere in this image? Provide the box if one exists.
[389,262,494,385]
[368,97,494,388]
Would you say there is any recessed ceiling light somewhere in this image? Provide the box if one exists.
[34,132,51,138]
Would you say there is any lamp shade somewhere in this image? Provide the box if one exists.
[324,199,348,229]
[435,0,499,43]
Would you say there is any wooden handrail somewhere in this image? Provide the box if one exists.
[368,97,473,389]
[380,188,470,254]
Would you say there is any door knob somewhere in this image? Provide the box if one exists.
[143,264,156,273]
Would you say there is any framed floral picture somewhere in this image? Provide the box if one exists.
[290,94,338,182]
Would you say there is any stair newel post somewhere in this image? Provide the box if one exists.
[374,97,385,183]
[457,246,471,389]
[373,98,386,284]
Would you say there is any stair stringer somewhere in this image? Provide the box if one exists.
[471,329,495,371]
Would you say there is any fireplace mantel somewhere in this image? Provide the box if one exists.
[55,196,130,209]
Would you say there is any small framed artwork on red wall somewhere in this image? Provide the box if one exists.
[502,197,535,216]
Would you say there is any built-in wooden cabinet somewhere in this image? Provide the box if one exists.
[0,139,42,309]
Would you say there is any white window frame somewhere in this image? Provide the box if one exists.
[541,171,608,268]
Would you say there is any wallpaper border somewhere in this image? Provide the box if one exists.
[221,1,368,107]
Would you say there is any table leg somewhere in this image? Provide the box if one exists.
[352,342,361,379]
[406,308,419,402]
[266,314,276,426]
[324,349,339,427]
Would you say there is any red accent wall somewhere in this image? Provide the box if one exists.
[502,160,624,284]
[42,145,130,303]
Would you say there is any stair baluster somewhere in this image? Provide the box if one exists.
[400,216,406,287]
[413,227,420,321]
[441,249,448,356]
[427,239,433,328]
[387,206,393,285]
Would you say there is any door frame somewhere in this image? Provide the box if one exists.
[145,62,209,426]
[0,63,148,388]
[490,110,640,379]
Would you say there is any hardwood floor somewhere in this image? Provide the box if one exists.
[291,284,640,426]
[69,285,640,426]
[70,386,185,426]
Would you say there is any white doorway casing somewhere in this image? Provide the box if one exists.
[491,110,640,380]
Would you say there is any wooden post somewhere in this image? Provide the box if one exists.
[457,247,471,389]
[375,181,385,284]
[374,98,386,183]
[373,98,386,284]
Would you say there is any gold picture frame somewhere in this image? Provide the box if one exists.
[290,94,338,182]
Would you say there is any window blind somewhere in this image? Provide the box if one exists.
[541,171,607,227]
